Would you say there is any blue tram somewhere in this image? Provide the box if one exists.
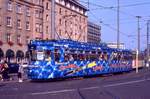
[27,39,133,80]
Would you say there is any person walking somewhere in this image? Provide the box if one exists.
[0,61,3,81]
[1,61,10,81]
[18,62,24,82]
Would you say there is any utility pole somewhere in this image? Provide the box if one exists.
[136,16,141,53]
[146,20,150,67]
[117,0,120,49]
[51,0,55,39]
[136,16,141,73]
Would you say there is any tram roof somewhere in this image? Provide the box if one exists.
[29,39,132,53]
[29,39,109,50]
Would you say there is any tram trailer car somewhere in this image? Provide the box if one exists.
[27,39,133,80]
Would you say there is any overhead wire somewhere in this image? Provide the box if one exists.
[81,0,149,48]
[80,0,148,21]
[89,11,131,37]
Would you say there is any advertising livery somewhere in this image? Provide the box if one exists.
[27,39,133,80]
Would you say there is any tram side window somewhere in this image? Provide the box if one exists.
[112,52,117,61]
[117,53,122,60]
[98,51,102,60]
[64,54,69,62]
[89,51,97,61]
[69,54,74,61]
[72,54,78,61]
[54,49,60,62]
[123,54,128,60]
[85,51,90,61]
[122,52,130,61]
[103,52,108,60]
[45,50,51,61]
[86,54,89,60]
[78,54,85,61]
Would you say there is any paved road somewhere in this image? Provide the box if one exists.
[0,68,150,99]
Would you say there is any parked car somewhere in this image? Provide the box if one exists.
[8,63,19,73]
[22,63,28,68]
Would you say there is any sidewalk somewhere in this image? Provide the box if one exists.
[0,73,29,84]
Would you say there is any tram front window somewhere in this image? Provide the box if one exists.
[30,50,37,61]
[37,51,44,61]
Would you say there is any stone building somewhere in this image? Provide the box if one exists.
[0,0,87,62]
[87,21,101,44]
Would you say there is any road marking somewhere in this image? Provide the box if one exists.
[31,78,150,95]
[31,86,100,95]
[104,78,150,88]
[31,89,76,95]
[81,86,99,90]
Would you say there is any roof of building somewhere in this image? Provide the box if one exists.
[69,0,87,10]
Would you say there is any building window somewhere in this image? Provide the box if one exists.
[6,17,12,27]
[35,23,40,32]
[6,34,11,42]
[35,10,40,18]
[59,29,61,36]
[26,7,30,16]
[46,2,49,10]
[59,19,62,25]
[46,26,48,34]
[17,19,21,29]
[65,10,67,15]
[65,20,67,27]
[59,8,62,14]
[26,21,30,30]
[7,1,12,11]
[39,10,42,18]
[39,24,42,33]
[46,14,48,21]
[26,36,30,44]
[17,35,21,43]
[16,4,22,14]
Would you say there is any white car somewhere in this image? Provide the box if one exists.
[22,63,28,68]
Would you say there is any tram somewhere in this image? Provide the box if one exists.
[27,39,133,80]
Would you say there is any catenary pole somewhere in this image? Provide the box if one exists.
[136,16,141,73]
[117,0,120,48]
[146,20,150,67]
[51,0,55,39]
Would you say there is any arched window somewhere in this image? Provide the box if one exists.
[16,50,24,62]
[0,48,4,60]
[6,49,15,62]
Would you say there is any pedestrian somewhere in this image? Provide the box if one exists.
[18,62,24,82]
[0,61,3,81]
[1,61,10,81]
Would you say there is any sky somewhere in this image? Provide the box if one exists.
[80,0,150,51]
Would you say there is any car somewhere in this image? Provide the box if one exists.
[8,63,19,73]
[22,63,28,68]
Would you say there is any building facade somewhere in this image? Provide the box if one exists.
[87,21,101,44]
[0,0,87,62]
